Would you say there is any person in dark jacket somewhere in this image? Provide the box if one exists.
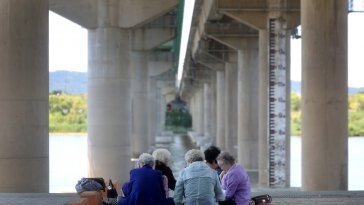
[152,148,176,190]
[119,153,167,205]
[204,146,223,175]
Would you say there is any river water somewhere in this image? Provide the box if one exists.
[49,135,364,193]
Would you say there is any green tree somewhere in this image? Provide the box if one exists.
[348,93,364,136]
[291,92,301,112]
[49,93,87,133]
[290,93,302,136]
[290,92,364,136]
[165,110,192,133]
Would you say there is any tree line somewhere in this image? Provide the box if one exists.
[49,91,364,136]
[49,91,87,133]
[291,92,364,136]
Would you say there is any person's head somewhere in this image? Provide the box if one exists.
[137,153,155,168]
[204,146,221,169]
[152,148,172,165]
[216,151,235,171]
[185,149,205,165]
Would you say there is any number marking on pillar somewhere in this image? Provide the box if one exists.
[268,18,287,188]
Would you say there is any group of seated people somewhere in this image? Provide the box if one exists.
[118,146,251,205]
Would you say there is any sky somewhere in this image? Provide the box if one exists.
[291,13,364,88]
[49,12,87,72]
[49,10,364,87]
[177,0,195,85]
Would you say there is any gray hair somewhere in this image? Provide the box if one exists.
[138,153,155,167]
[185,149,205,163]
[216,151,235,165]
[152,148,172,165]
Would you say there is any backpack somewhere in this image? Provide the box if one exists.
[75,177,105,193]
[249,194,272,205]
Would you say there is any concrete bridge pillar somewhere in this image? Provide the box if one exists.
[225,62,238,157]
[0,0,49,192]
[301,0,348,191]
[204,83,212,140]
[156,85,165,135]
[216,70,226,150]
[210,73,217,145]
[193,93,198,133]
[88,0,132,182]
[205,24,260,180]
[237,40,259,177]
[189,95,195,131]
[131,51,149,157]
[148,77,157,148]
[197,88,205,136]
[189,94,195,132]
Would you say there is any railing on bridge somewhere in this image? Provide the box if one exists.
[349,0,364,12]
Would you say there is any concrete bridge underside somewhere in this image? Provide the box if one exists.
[0,0,351,193]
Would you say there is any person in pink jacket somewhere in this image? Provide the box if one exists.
[217,152,251,205]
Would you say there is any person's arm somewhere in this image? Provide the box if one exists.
[121,182,132,197]
[173,171,185,205]
[224,172,239,200]
[162,175,169,198]
[219,170,227,181]
[166,166,177,190]
[122,170,135,197]
[214,172,225,202]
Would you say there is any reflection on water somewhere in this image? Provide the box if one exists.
[50,135,88,193]
[290,136,364,190]
[50,135,364,192]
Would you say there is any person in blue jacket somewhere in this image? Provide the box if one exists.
[173,149,224,205]
[119,153,167,205]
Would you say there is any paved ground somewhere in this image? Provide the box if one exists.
[0,193,78,205]
[252,190,364,205]
[155,133,198,178]
[1,191,364,205]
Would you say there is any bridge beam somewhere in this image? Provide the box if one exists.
[50,0,178,29]
[131,13,176,51]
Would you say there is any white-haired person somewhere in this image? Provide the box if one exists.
[217,151,251,205]
[119,153,167,205]
[173,149,224,205]
[152,148,177,191]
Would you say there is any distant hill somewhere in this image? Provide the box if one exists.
[291,81,301,94]
[349,87,364,95]
[291,80,364,95]
[49,71,87,94]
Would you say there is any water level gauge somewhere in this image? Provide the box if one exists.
[268,18,288,188]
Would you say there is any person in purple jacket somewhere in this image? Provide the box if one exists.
[217,152,251,205]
